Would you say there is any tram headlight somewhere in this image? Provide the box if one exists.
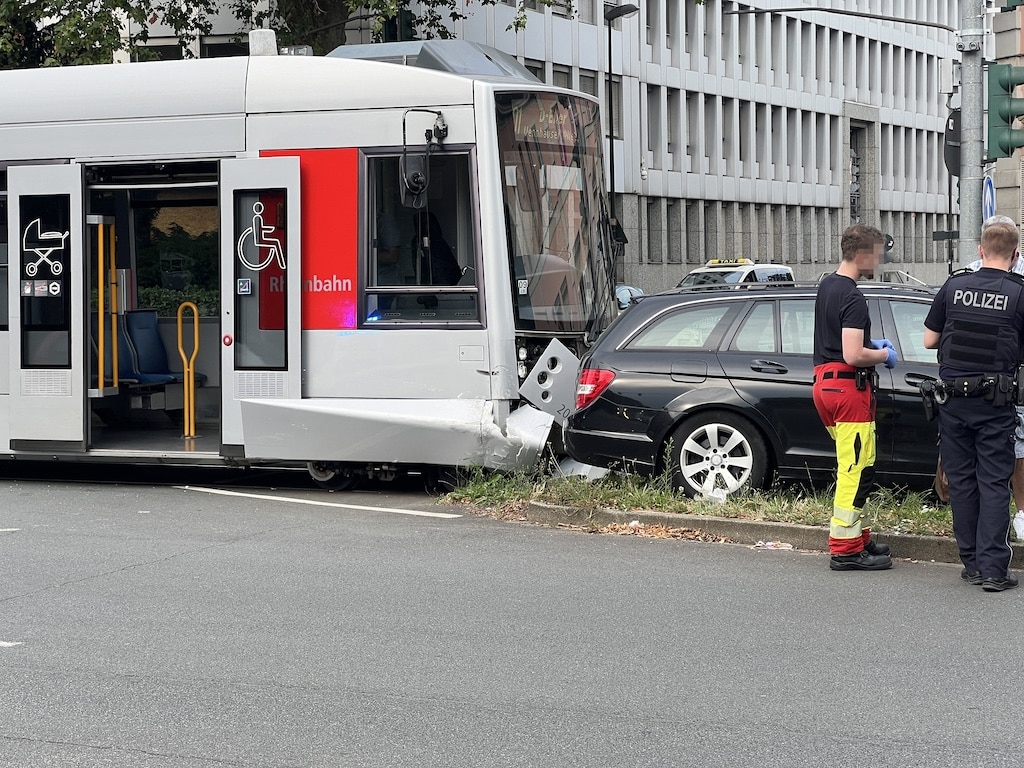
[518,346,528,361]
[518,361,528,379]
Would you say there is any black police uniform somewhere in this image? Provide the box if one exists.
[924,267,1024,584]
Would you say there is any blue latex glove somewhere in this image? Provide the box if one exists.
[884,346,897,369]
[870,338,895,352]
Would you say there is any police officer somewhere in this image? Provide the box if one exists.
[924,215,1024,592]
[813,223,896,571]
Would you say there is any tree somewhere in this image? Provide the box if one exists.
[0,0,577,68]
[231,1,578,56]
[0,0,219,68]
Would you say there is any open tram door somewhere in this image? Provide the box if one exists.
[218,157,302,459]
[7,164,86,452]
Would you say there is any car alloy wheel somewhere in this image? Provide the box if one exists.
[668,410,768,498]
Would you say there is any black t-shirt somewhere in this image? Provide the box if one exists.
[813,273,870,366]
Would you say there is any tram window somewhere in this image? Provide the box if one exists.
[19,194,70,367]
[365,153,480,325]
[232,189,287,370]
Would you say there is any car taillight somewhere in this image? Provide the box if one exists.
[575,368,616,410]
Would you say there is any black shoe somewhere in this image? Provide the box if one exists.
[981,573,1019,592]
[865,539,891,556]
[829,551,893,571]
[960,569,983,585]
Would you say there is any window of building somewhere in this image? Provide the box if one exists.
[579,69,598,97]
[366,153,479,325]
[686,91,699,172]
[552,64,571,90]
[684,1,698,55]
[667,88,681,170]
[647,85,661,159]
[201,37,248,58]
[135,44,184,61]
[525,58,544,81]
[605,74,623,139]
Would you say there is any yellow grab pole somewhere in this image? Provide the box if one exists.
[176,302,200,438]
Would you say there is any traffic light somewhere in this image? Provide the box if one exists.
[399,10,417,41]
[383,10,417,42]
[987,63,1024,159]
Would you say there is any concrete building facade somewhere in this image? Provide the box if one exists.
[145,1,962,289]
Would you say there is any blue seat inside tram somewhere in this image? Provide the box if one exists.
[92,310,206,388]
[124,310,207,385]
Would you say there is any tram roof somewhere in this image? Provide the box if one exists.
[0,45,538,128]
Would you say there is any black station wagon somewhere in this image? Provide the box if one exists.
[564,283,940,497]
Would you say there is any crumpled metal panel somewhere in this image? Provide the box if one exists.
[518,339,581,427]
[238,398,553,472]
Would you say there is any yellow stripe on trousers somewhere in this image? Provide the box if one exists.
[825,420,876,541]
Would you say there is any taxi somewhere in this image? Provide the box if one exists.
[675,258,794,288]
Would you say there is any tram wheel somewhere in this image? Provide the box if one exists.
[307,461,360,491]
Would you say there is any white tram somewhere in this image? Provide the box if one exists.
[0,36,617,487]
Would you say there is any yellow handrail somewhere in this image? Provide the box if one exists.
[176,302,200,438]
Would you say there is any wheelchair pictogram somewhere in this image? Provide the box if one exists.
[22,218,67,277]
[236,202,286,272]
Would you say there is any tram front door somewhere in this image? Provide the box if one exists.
[7,163,86,452]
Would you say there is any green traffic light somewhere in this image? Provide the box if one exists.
[987,62,1024,159]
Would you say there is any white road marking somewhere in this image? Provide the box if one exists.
[0,528,20,533]
[175,486,462,519]
[0,641,23,648]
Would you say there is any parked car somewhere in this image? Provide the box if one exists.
[676,258,794,288]
[615,284,645,311]
[565,282,939,497]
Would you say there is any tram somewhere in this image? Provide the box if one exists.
[0,34,617,487]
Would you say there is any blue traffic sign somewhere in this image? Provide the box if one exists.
[983,175,996,221]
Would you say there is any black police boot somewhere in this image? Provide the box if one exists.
[981,573,1019,592]
[865,538,890,556]
[829,550,893,571]
[960,569,984,585]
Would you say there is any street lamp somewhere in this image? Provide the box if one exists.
[604,2,639,243]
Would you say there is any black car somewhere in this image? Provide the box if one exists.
[565,282,939,497]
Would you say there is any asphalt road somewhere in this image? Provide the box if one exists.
[1,468,1023,767]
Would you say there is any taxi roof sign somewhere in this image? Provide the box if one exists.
[705,258,754,266]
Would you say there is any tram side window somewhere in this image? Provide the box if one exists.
[365,153,479,325]
[233,189,287,370]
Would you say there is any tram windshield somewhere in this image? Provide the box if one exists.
[495,92,615,336]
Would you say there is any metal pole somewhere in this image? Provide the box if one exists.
[607,21,616,223]
[959,0,985,266]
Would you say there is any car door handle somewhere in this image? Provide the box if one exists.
[750,359,788,374]
[904,372,937,387]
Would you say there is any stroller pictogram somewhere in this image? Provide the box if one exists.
[236,202,286,271]
[22,218,68,277]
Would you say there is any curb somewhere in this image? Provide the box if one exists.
[524,501,1024,566]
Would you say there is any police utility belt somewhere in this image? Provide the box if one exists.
[919,367,1024,421]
